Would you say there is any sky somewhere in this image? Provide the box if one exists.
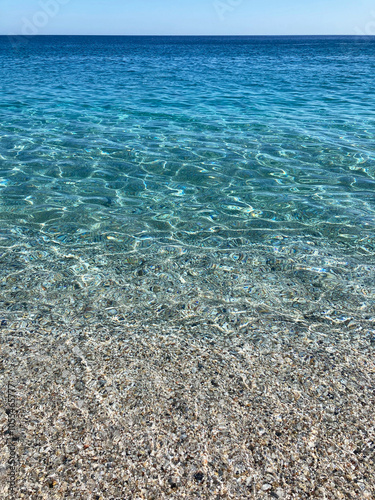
[1,0,375,36]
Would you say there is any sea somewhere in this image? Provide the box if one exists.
[0,36,374,334]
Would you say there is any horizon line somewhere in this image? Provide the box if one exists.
[2,33,375,37]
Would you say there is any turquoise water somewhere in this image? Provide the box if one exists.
[0,36,374,330]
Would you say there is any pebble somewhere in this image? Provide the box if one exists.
[75,380,85,391]
[194,472,204,482]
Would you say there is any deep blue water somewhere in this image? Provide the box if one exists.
[0,36,374,327]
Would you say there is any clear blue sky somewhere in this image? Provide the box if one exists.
[1,0,375,36]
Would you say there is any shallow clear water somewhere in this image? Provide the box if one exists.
[0,36,374,330]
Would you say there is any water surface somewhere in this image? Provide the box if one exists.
[0,36,374,331]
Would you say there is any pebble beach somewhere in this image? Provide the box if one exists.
[1,316,374,499]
